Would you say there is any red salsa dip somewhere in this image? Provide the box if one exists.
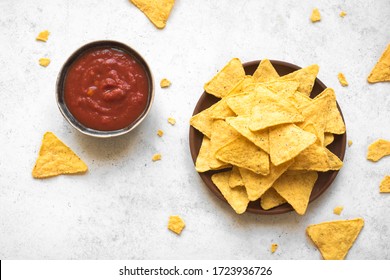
[64,47,149,131]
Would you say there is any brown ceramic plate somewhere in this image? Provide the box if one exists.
[189,60,347,215]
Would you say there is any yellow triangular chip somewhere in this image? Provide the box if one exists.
[239,160,293,201]
[269,124,316,166]
[367,44,390,83]
[190,104,216,138]
[130,0,175,29]
[272,171,318,215]
[204,58,246,98]
[229,166,244,188]
[195,136,211,172]
[306,218,364,260]
[32,132,88,178]
[260,188,286,210]
[324,133,334,146]
[226,116,269,153]
[249,100,304,131]
[325,148,343,170]
[252,59,280,82]
[209,120,240,169]
[216,136,269,175]
[274,64,319,96]
[211,171,249,214]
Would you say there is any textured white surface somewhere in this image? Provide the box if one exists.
[0,0,389,260]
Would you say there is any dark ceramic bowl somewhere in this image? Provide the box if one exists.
[189,60,347,215]
[56,40,154,138]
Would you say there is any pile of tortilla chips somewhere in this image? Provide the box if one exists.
[190,58,345,214]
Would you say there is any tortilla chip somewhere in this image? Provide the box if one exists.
[39,58,51,67]
[367,139,390,162]
[229,166,244,188]
[260,80,300,96]
[36,30,50,42]
[272,171,318,215]
[160,78,171,88]
[367,44,390,83]
[275,64,319,96]
[333,206,344,215]
[253,59,280,82]
[208,98,236,120]
[249,100,304,131]
[324,133,334,146]
[129,0,175,29]
[239,160,293,201]
[283,90,312,111]
[269,124,316,166]
[380,175,390,193]
[216,136,270,175]
[226,116,269,153]
[32,132,88,178]
[310,8,321,22]
[271,243,278,253]
[337,73,348,86]
[204,58,246,98]
[195,136,211,172]
[260,188,287,210]
[226,86,275,116]
[314,88,346,134]
[211,171,250,214]
[325,149,343,170]
[190,104,216,138]
[168,215,185,235]
[209,120,240,169]
[306,218,364,260]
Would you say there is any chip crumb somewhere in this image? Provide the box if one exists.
[348,140,353,147]
[157,129,164,137]
[380,176,390,193]
[337,73,348,87]
[160,78,171,88]
[39,58,51,67]
[271,243,278,253]
[340,11,347,17]
[310,8,321,22]
[333,206,344,215]
[36,30,50,42]
[152,153,161,161]
[168,215,185,235]
[168,117,176,125]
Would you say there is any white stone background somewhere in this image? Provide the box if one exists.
[0,0,389,260]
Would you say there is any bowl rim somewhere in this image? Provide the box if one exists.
[189,59,347,215]
[56,40,155,138]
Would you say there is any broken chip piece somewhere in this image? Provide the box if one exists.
[367,44,390,83]
[36,30,50,42]
[271,243,278,253]
[306,218,364,260]
[168,215,185,235]
[32,132,88,178]
[337,73,348,86]
[339,11,347,17]
[333,206,344,215]
[168,117,176,125]
[129,0,175,29]
[160,78,171,88]
[379,176,390,193]
[348,140,353,147]
[367,139,390,162]
[39,58,51,67]
[152,153,162,161]
[157,129,164,137]
[310,8,321,23]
